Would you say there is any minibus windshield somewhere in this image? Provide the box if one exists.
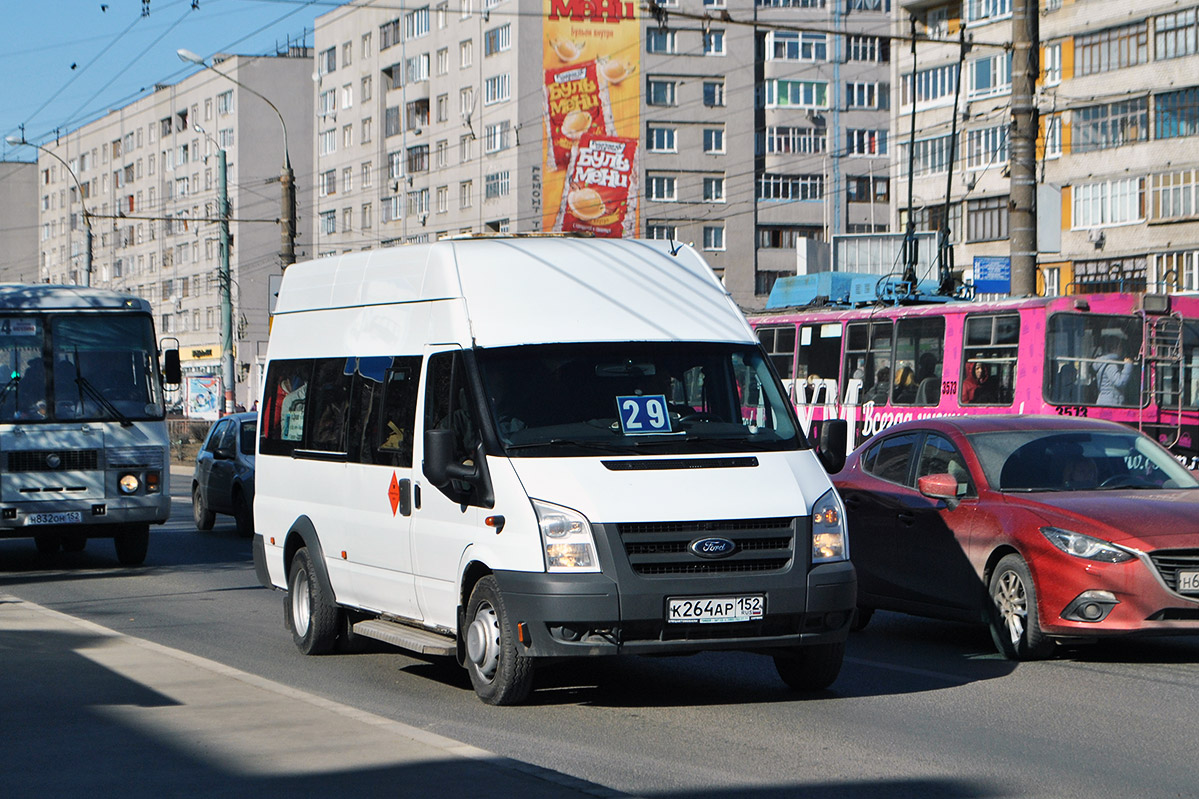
[476,342,804,456]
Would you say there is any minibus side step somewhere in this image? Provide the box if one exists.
[353,619,456,656]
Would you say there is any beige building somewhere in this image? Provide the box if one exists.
[30,50,314,409]
[0,160,38,283]
[895,0,1199,296]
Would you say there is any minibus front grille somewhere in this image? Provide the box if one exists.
[7,450,99,472]
[1148,549,1199,592]
[617,517,796,576]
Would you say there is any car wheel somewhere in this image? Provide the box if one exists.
[287,547,339,655]
[464,576,534,705]
[34,534,60,558]
[851,606,874,632]
[774,642,845,692]
[114,524,150,566]
[989,554,1054,660]
[193,484,215,530]
[233,491,253,538]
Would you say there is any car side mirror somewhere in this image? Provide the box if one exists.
[214,444,235,461]
[918,472,963,510]
[816,419,847,474]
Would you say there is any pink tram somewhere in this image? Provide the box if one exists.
[749,292,1199,468]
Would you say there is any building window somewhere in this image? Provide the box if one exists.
[484,74,510,105]
[847,176,890,203]
[646,223,678,240]
[703,176,725,202]
[217,90,233,115]
[703,30,725,55]
[380,19,401,50]
[963,0,1010,25]
[765,80,829,109]
[764,126,825,154]
[459,180,473,208]
[847,81,888,109]
[436,139,449,168]
[362,161,373,188]
[965,125,1007,170]
[847,34,889,63]
[901,63,957,106]
[406,54,430,84]
[319,169,336,197]
[968,53,1011,100]
[437,47,449,75]
[846,129,887,155]
[319,46,336,75]
[966,196,1008,242]
[1043,114,1062,159]
[484,170,510,199]
[703,128,725,153]
[460,39,473,68]
[647,126,677,152]
[1072,177,1145,228]
[388,151,404,180]
[382,196,402,223]
[405,6,430,39]
[647,29,676,53]
[766,31,827,61]
[362,75,372,102]
[385,106,401,138]
[407,144,430,173]
[342,207,353,232]
[703,80,725,107]
[1156,9,1199,60]
[1151,169,1199,221]
[703,225,725,251]
[758,173,823,201]
[1156,87,1199,140]
[408,188,430,216]
[484,23,511,55]
[406,98,430,129]
[648,80,677,106]
[362,203,373,229]
[320,210,336,235]
[1073,98,1148,152]
[1075,21,1148,76]
[648,175,677,201]
[1043,42,1061,86]
[484,120,511,153]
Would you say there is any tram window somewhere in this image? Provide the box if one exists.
[1160,319,1199,410]
[795,323,842,404]
[961,314,1018,405]
[757,326,797,380]
[1045,312,1142,407]
[844,320,893,405]
[893,317,945,406]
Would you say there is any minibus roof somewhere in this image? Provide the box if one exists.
[272,237,754,347]
[0,284,151,312]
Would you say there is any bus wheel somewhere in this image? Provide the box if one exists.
[287,547,338,655]
[193,484,215,530]
[773,641,845,692]
[464,576,534,705]
[114,524,149,566]
[61,533,87,552]
[34,534,60,558]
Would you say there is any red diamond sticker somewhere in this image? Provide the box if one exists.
[388,472,400,516]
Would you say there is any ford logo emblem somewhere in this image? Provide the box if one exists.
[46,453,61,469]
[689,537,737,559]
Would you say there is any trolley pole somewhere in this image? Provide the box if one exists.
[1009,0,1040,296]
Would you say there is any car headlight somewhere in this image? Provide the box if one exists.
[1041,527,1133,563]
[118,473,140,494]
[533,499,600,573]
[812,489,848,563]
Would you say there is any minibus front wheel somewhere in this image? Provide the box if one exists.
[464,576,534,705]
[288,547,339,655]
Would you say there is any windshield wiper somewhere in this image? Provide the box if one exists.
[0,373,20,410]
[505,438,644,454]
[72,373,133,427]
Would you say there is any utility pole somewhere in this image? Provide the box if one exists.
[1009,0,1040,296]
[280,161,296,267]
[217,147,235,414]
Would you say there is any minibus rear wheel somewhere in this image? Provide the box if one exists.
[464,576,534,705]
[288,547,339,655]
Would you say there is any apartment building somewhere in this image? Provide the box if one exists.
[895,0,1199,296]
[312,0,894,310]
[32,51,313,409]
[0,160,38,283]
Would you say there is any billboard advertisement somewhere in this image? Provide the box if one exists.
[186,375,221,421]
[541,0,641,236]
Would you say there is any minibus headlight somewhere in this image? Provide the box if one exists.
[811,489,848,563]
[118,473,140,495]
[533,499,601,573]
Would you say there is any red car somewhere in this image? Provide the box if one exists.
[832,415,1199,659]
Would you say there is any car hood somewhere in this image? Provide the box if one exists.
[1013,489,1199,549]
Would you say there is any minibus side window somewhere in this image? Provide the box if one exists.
[425,351,485,502]
[305,359,352,453]
[260,358,315,456]
[373,362,421,466]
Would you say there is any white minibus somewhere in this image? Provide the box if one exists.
[253,236,856,704]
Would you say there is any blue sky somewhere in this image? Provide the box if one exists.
[2,0,332,158]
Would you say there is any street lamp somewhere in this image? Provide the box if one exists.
[6,134,93,286]
[176,49,296,268]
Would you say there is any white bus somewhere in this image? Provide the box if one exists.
[0,285,176,564]
[253,237,856,704]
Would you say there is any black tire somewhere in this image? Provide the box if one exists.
[61,533,87,553]
[34,534,60,558]
[463,576,534,705]
[988,554,1054,660]
[774,642,845,692]
[287,547,339,655]
[850,606,874,632]
[114,524,150,566]
[233,491,253,538]
[193,484,215,530]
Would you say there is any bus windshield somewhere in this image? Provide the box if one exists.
[0,314,164,423]
[475,342,803,457]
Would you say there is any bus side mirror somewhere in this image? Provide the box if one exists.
[163,349,182,385]
[817,419,847,475]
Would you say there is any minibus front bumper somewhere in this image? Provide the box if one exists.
[492,560,856,659]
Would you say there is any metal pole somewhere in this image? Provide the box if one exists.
[1009,0,1039,296]
[280,163,296,267]
[218,148,235,414]
[7,137,94,286]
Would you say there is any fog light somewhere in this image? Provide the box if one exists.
[1081,603,1103,620]
[1062,590,1118,623]
[118,473,140,494]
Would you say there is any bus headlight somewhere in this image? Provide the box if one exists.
[533,499,600,573]
[812,489,848,563]
[118,473,141,495]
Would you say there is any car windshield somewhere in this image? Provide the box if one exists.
[967,429,1199,492]
[475,342,803,457]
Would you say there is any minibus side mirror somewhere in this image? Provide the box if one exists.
[817,419,847,475]
[163,349,182,385]
[423,430,494,507]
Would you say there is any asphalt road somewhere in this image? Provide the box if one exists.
[2,474,1198,798]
